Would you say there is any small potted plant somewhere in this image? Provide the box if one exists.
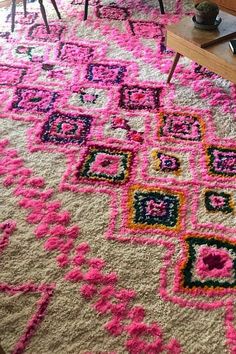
[195,1,219,25]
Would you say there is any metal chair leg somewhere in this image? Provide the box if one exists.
[50,0,61,19]
[23,0,27,17]
[38,0,50,33]
[84,0,89,21]
[158,0,165,14]
[11,0,16,32]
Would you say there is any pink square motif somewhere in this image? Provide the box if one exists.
[213,149,236,175]
[93,66,119,81]
[28,24,64,42]
[162,114,201,141]
[89,153,122,176]
[6,12,38,25]
[209,195,226,208]
[119,85,161,111]
[50,118,86,139]
[87,63,126,85]
[195,246,233,279]
[12,87,58,113]
[97,5,129,20]
[131,90,155,106]
[58,43,93,64]
[130,21,163,38]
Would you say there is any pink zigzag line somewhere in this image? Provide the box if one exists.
[0,220,16,254]
[0,139,181,353]
[0,283,55,354]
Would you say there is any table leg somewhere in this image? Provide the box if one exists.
[23,0,27,17]
[51,0,61,19]
[11,0,16,32]
[158,0,165,14]
[167,52,181,83]
[84,0,89,21]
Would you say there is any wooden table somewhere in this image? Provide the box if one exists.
[166,11,236,84]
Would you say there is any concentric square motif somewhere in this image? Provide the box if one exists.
[129,21,163,38]
[28,24,65,42]
[69,87,108,109]
[152,151,180,174]
[11,87,58,113]
[206,146,236,177]
[119,85,162,111]
[41,111,92,145]
[96,5,129,20]
[0,64,27,86]
[192,187,236,232]
[6,12,38,25]
[159,111,203,141]
[179,235,236,293]
[58,42,94,64]
[15,45,45,62]
[145,146,196,183]
[204,190,234,214]
[76,145,133,184]
[127,185,184,231]
[86,63,127,85]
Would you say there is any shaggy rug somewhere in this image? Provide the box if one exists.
[0,0,236,353]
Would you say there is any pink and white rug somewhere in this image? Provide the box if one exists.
[0,0,236,353]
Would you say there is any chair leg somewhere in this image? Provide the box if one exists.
[38,0,50,34]
[84,0,89,21]
[50,0,61,19]
[23,0,27,17]
[11,0,16,32]
[158,0,165,14]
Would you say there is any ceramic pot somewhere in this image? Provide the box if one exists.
[195,2,219,25]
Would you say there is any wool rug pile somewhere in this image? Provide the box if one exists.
[0,0,236,353]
